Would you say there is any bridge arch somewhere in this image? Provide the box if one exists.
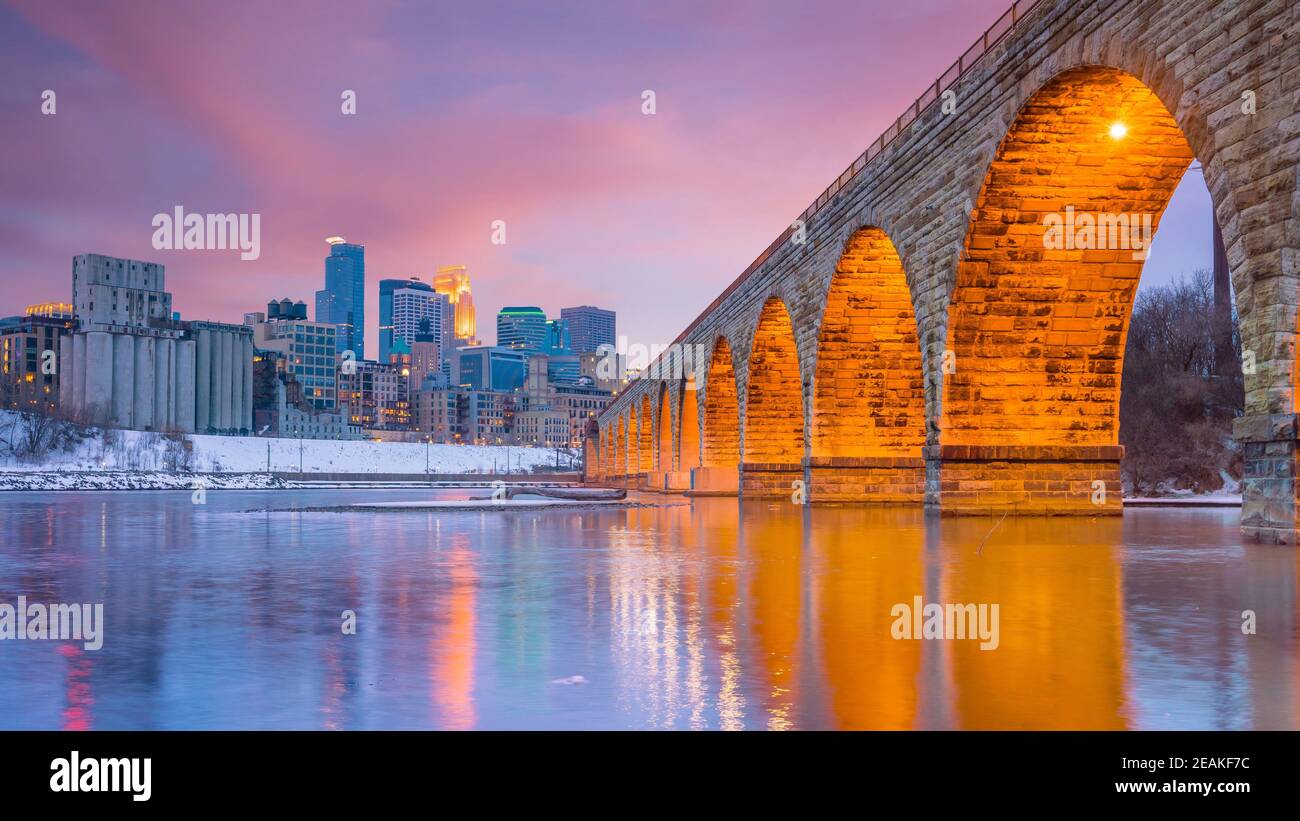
[601,425,611,480]
[606,424,615,479]
[742,296,805,497]
[656,381,672,472]
[615,414,626,479]
[628,404,641,477]
[584,427,599,480]
[938,65,1198,512]
[701,336,740,469]
[679,380,701,473]
[638,393,654,475]
[809,226,926,501]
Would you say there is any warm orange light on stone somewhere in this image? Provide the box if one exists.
[629,408,642,476]
[679,383,701,472]
[744,297,804,463]
[808,227,927,502]
[615,415,626,478]
[588,4,1300,537]
[812,227,924,458]
[702,337,740,468]
[939,66,1193,514]
[656,383,673,471]
[742,297,805,498]
[638,395,654,474]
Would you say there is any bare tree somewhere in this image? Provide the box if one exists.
[1120,269,1244,495]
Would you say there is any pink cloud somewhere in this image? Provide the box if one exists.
[1,0,1015,352]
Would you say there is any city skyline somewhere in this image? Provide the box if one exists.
[0,0,1216,364]
[2,0,1297,757]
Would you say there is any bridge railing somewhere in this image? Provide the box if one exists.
[645,0,1046,370]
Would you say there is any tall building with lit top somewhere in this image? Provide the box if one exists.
[434,265,477,346]
[497,306,548,351]
[317,237,365,359]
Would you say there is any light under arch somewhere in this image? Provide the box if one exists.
[638,394,654,473]
[743,297,804,464]
[701,337,740,467]
[942,65,1196,448]
[679,380,701,472]
[656,382,672,472]
[811,226,925,458]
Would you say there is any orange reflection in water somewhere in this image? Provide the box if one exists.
[742,504,803,730]
[596,499,1294,729]
[431,533,477,729]
[809,507,926,729]
[940,516,1127,729]
[701,502,745,729]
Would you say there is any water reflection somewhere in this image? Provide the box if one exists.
[0,490,1295,729]
[809,507,925,729]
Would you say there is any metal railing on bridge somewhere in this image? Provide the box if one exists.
[626,0,1046,397]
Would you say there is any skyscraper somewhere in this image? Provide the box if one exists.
[379,276,432,363]
[433,265,477,345]
[496,306,548,351]
[410,318,442,391]
[560,305,616,355]
[544,318,580,384]
[316,237,365,359]
[392,287,447,355]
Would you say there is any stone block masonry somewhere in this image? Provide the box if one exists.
[593,0,1299,539]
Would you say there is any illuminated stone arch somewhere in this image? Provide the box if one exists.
[741,297,805,497]
[624,405,634,475]
[583,431,598,480]
[603,424,613,479]
[615,414,626,478]
[638,393,654,474]
[938,65,1195,513]
[678,379,701,472]
[701,336,740,468]
[656,381,673,472]
[808,226,926,501]
[603,418,611,477]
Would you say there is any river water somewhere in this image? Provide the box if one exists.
[0,489,1295,729]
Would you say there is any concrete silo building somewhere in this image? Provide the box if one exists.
[58,254,253,434]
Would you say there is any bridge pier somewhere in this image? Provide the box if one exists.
[923,445,1123,516]
[806,456,925,504]
[740,462,802,499]
[688,466,739,496]
[639,471,693,493]
[1236,413,1299,545]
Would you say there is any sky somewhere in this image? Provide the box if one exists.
[0,0,1213,356]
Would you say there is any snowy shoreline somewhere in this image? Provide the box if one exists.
[0,410,581,489]
[0,471,585,492]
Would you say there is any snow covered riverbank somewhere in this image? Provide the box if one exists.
[0,472,286,491]
[0,410,577,480]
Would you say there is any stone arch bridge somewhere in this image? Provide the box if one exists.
[588,0,1300,542]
